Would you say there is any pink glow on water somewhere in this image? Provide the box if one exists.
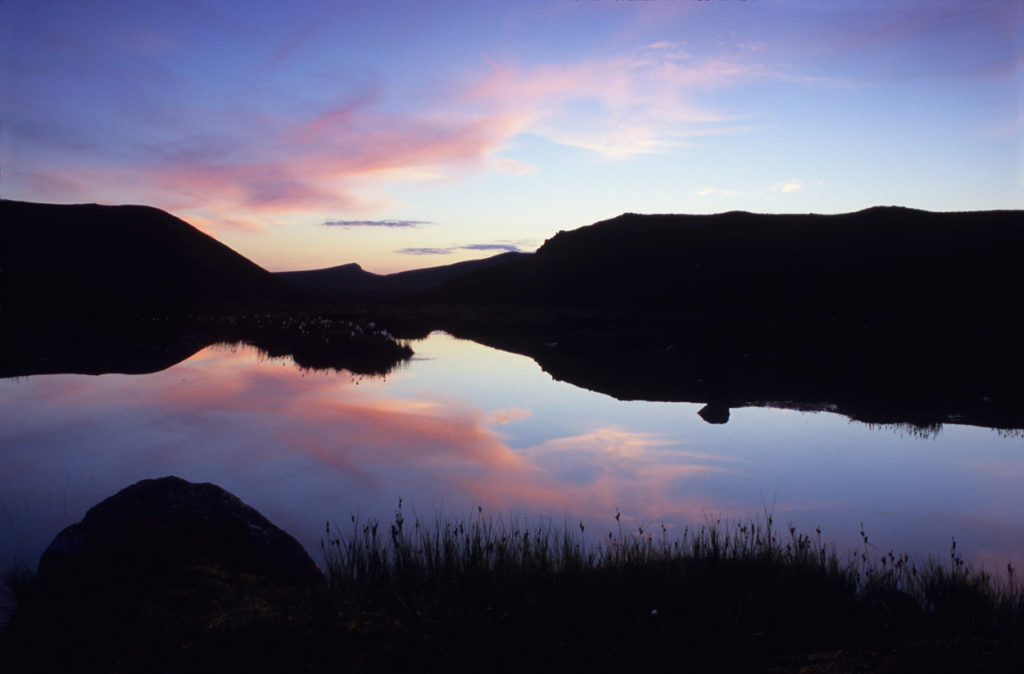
[2,335,1023,578]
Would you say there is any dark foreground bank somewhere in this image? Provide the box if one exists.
[1,478,1022,673]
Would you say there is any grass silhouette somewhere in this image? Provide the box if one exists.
[320,504,1024,671]
[3,506,1022,672]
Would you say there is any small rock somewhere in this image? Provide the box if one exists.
[698,403,731,424]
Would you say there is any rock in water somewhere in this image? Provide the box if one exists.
[698,403,730,424]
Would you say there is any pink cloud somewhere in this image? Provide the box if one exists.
[17,171,94,203]
[104,100,527,235]
[7,41,816,236]
[462,52,777,157]
[488,407,532,425]
[180,46,797,229]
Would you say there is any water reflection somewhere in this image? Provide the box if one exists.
[2,333,1023,578]
[444,322,1024,432]
[0,312,413,378]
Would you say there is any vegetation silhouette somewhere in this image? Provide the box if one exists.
[4,480,1023,672]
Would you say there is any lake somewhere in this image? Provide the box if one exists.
[2,331,1022,577]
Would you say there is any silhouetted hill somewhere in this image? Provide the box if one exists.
[1,200,303,317]
[418,207,1023,327]
[397,207,1024,431]
[277,263,378,301]
[278,252,529,303]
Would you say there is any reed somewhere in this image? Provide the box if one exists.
[320,505,1024,670]
[4,507,1021,672]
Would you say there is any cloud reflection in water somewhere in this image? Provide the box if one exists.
[3,334,1024,575]
[0,341,725,568]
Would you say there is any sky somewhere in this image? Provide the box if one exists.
[2,0,1021,273]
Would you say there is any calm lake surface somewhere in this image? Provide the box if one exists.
[3,332,1023,574]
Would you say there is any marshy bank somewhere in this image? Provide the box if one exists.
[2,480,1022,673]
[318,506,1024,672]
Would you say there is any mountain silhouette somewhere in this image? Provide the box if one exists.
[1,200,302,317]
[6,199,1024,429]
[389,207,1024,430]
[414,207,1023,325]
[0,200,426,379]
[277,252,529,303]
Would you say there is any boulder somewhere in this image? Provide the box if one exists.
[39,476,322,590]
[698,403,730,424]
[10,477,328,673]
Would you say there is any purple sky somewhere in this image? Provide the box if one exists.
[2,0,1020,272]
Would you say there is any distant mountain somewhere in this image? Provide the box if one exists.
[1,200,303,317]
[278,252,529,303]
[392,207,1024,431]
[277,263,377,301]
[416,207,1024,325]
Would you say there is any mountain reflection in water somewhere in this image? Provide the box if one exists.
[2,333,1022,577]
[436,318,1024,434]
[0,313,414,378]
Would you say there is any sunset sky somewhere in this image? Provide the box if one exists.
[2,0,1020,273]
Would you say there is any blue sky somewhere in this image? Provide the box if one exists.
[2,0,1020,272]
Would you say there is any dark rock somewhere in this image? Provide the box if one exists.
[10,477,330,673]
[698,403,730,424]
[39,476,322,591]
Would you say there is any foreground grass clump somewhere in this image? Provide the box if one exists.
[4,508,1022,673]
[322,505,1024,672]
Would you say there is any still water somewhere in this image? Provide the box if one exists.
[2,332,1022,574]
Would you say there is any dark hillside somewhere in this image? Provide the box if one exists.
[279,252,529,303]
[385,251,529,295]
[1,200,303,317]
[418,207,1023,328]
[403,207,1024,430]
[277,263,381,301]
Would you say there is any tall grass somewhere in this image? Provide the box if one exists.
[4,503,1022,672]
[321,504,1023,670]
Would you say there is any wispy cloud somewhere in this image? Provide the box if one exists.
[697,180,808,199]
[641,40,692,62]
[491,157,537,175]
[323,219,432,228]
[696,187,743,197]
[397,242,526,256]
[467,55,755,158]
[765,180,804,194]
[4,24,826,237]
[460,243,524,252]
[396,247,452,256]
[487,408,532,426]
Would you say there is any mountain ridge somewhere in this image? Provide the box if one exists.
[1,199,303,317]
[413,207,1024,321]
[4,199,1024,429]
[278,251,530,302]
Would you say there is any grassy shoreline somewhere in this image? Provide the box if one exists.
[319,506,1023,671]
[3,509,1022,672]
